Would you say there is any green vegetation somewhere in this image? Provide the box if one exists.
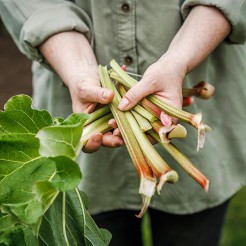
[142,186,246,245]
[220,186,246,246]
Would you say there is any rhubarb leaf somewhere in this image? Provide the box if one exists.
[0,95,111,245]
[37,113,89,159]
[38,189,112,246]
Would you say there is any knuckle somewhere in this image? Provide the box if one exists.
[150,79,159,91]
[78,86,88,99]
[125,89,139,102]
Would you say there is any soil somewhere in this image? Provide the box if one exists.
[0,32,32,110]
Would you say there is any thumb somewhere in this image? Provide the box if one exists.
[118,79,155,111]
[81,85,114,104]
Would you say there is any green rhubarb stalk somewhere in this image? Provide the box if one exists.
[131,110,152,132]
[110,71,162,119]
[110,59,203,128]
[148,129,210,191]
[81,113,113,146]
[84,106,111,126]
[118,83,157,122]
[124,111,179,194]
[99,65,156,218]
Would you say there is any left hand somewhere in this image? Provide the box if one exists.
[118,54,187,126]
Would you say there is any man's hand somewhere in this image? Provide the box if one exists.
[39,31,124,152]
[118,55,186,126]
[118,5,230,126]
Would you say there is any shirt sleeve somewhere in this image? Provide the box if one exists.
[0,0,93,62]
[181,0,246,44]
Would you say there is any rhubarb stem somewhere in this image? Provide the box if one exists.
[148,129,210,192]
[125,111,178,193]
[131,110,152,132]
[81,113,113,146]
[118,84,157,122]
[182,81,215,100]
[99,65,156,217]
[140,98,162,119]
[110,59,203,128]
[85,106,111,126]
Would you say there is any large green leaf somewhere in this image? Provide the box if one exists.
[0,95,110,245]
[38,189,111,246]
[37,113,89,159]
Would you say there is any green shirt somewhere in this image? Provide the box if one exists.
[1,0,246,215]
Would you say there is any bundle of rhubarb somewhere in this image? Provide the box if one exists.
[81,60,215,217]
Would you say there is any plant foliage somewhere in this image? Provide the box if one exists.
[0,95,111,245]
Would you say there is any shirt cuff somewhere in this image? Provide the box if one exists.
[181,0,246,44]
[19,3,93,62]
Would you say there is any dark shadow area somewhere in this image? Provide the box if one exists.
[0,19,32,110]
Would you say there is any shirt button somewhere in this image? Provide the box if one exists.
[121,3,130,13]
[124,56,133,65]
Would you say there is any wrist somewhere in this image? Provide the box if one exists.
[39,31,98,87]
[158,52,188,85]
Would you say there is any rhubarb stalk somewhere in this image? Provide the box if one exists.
[81,113,113,146]
[110,59,203,128]
[124,111,179,194]
[84,106,111,125]
[131,110,152,132]
[110,59,212,150]
[118,83,157,122]
[182,81,215,100]
[99,65,156,217]
[148,129,210,191]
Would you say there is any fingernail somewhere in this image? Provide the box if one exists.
[160,112,172,127]
[108,119,114,125]
[102,90,111,100]
[118,98,129,110]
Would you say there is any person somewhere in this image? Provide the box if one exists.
[0,1,246,245]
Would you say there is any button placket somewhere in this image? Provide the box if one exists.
[117,0,137,73]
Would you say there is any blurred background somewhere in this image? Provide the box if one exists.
[0,20,245,246]
[0,20,32,108]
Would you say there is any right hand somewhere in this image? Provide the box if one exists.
[66,71,125,153]
[67,68,113,113]
[39,31,124,153]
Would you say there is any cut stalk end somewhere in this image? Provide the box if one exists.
[204,180,210,192]
[197,123,213,151]
[136,196,151,218]
[193,81,215,100]
[167,124,187,140]
[191,112,202,128]
[136,177,156,218]
[157,170,179,194]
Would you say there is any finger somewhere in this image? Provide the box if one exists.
[85,103,97,114]
[102,132,124,147]
[72,100,97,113]
[118,78,155,111]
[108,118,118,129]
[82,133,102,153]
[113,128,122,137]
[80,85,114,105]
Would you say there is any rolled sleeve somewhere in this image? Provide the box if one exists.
[181,0,246,44]
[0,1,93,62]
